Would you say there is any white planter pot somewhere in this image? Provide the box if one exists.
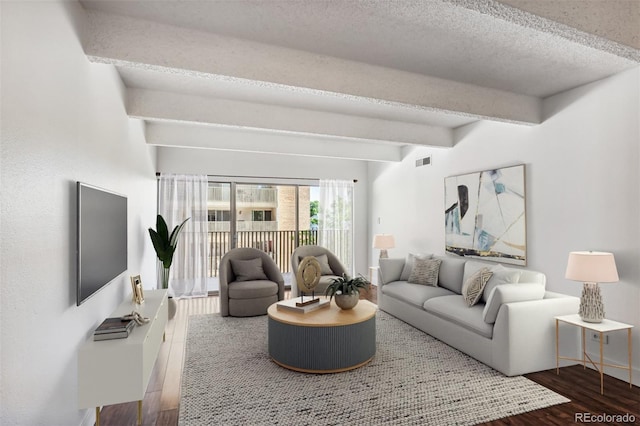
[334,293,359,310]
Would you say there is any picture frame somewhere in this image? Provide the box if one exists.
[130,275,144,304]
[444,164,527,266]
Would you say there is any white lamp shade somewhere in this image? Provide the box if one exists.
[373,234,395,250]
[565,251,619,283]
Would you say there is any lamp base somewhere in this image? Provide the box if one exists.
[379,249,389,259]
[579,282,604,323]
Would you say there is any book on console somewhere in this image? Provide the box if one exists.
[94,317,135,335]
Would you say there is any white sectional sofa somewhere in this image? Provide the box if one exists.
[378,254,580,376]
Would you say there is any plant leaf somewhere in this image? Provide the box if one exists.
[148,228,170,262]
[156,215,169,242]
[169,217,190,248]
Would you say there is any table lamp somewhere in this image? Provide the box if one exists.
[565,251,618,323]
[373,234,395,259]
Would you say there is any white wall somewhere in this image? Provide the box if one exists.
[1,2,157,424]
[157,147,370,276]
[368,67,640,384]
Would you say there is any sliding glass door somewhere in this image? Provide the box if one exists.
[207,182,318,292]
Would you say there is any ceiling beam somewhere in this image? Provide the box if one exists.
[128,88,453,147]
[144,121,404,162]
[84,10,542,125]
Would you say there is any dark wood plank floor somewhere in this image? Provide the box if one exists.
[98,286,638,425]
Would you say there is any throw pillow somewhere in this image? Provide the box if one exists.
[230,258,269,282]
[315,254,334,275]
[462,267,493,306]
[298,254,334,275]
[400,253,432,281]
[407,258,442,286]
[482,264,522,303]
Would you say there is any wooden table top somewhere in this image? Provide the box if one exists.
[268,298,377,327]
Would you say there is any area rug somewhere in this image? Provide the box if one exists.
[179,311,569,425]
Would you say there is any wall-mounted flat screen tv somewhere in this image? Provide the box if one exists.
[77,182,127,306]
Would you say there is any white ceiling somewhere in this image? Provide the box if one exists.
[79,0,640,162]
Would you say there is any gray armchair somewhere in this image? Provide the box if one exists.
[219,248,284,317]
[290,245,348,298]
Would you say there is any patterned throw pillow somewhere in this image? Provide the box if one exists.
[400,253,432,281]
[408,258,442,286]
[462,267,493,306]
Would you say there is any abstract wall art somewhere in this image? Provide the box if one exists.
[444,164,526,266]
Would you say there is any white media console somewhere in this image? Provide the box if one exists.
[78,289,168,425]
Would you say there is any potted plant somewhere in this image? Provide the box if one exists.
[148,215,189,318]
[325,273,370,310]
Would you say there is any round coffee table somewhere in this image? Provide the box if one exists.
[267,299,376,373]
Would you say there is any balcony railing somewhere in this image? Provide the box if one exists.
[208,230,318,277]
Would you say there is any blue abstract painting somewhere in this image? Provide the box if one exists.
[444,164,526,266]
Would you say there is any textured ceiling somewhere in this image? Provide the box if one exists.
[79,0,640,162]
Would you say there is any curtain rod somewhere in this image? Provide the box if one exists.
[155,172,357,183]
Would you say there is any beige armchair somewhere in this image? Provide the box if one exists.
[290,245,348,298]
[219,248,284,317]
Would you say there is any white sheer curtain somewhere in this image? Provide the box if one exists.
[158,174,209,298]
[318,179,354,274]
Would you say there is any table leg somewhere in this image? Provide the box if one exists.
[556,319,560,374]
[137,400,142,425]
[582,327,586,369]
[95,407,100,426]
[629,328,633,388]
[599,331,604,395]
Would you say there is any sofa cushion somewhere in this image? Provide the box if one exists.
[483,264,522,303]
[381,281,456,308]
[482,283,546,324]
[462,267,492,306]
[408,258,441,286]
[379,258,405,284]
[463,261,522,303]
[228,279,278,299]
[433,255,467,294]
[400,253,432,281]
[423,295,493,339]
[230,258,268,282]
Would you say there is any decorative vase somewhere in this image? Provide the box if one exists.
[161,266,171,290]
[167,296,177,320]
[161,266,177,320]
[335,292,360,310]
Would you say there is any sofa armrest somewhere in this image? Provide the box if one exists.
[483,283,545,324]
[491,294,580,376]
[378,258,405,285]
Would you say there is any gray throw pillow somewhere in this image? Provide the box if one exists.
[230,258,268,282]
[314,254,334,276]
[482,264,522,303]
[407,258,441,286]
[462,267,493,306]
[400,253,432,281]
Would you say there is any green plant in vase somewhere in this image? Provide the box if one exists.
[148,215,190,290]
[325,273,370,310]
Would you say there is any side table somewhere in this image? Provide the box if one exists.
[555,314,633,395]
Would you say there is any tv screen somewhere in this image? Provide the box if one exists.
[77,182,127,305]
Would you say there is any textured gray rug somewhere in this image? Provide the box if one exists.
[179,311,568,425]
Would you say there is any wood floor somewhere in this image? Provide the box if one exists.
[98,288,639,426]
